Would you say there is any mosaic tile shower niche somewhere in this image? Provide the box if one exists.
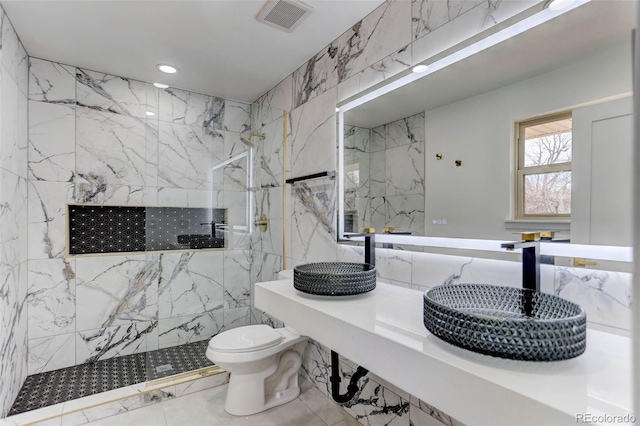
[68,205,227,255]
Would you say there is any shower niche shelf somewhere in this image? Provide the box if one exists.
[68,204,227,255]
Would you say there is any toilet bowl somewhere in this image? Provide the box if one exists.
[206,324,308,416]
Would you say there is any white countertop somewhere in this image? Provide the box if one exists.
[255,280,633,426]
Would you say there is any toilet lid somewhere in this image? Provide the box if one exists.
[208,325,284,353]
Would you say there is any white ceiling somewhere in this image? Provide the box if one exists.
[2,0,385,103]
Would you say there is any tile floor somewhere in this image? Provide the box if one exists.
[81,379,359,426]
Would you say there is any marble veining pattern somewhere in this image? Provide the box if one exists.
[1,66,28,177]
[27,259,76,339]
[293,43,339,108]
[75,108,147,197]
[28,58,76,104]
[28,181,75,260]
[290,181,337,263]
[289,87,337,178]
[411,0,485,41]
[75,68,147,117]
[76,321,156,364]
[28,101,75,182]
[337,45,411,102]
[555,267,632,331]
[157,310,223,349]
[252,75,291,131]
[75,255,159,332]
[254,117,284,189]
[158,252,224,319]
[158,87,224,133]
[157,121,224,190]
[223,250,251,309]
[334,0,411,85]
[223,100,251,133]
[27,333,76,375]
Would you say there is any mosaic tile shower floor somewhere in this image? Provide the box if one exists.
[9,340,213,415]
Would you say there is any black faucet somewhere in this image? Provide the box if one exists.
[501,235,569,316]
[345,232,375,267]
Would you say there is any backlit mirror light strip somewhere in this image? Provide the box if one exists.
[337,0,592,243]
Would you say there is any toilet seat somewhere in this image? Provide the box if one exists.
[209,324,284,353]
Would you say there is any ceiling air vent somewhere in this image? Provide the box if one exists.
[256,0,313,33]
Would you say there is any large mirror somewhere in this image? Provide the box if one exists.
[338,0,635,248]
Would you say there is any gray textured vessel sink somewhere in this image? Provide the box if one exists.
[293,262,376,296]
[423,284,586,361]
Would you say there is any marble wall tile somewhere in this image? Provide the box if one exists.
[293,43,339,109]
[411,252,521,289]
[75,109,146,200]
[334,0,411,84]
[1,170,27,272]
[75,255,159,331]
[249,307,284,329]
[376,248,412,287]
[386,112,424,149]
[27,333,76,375]
[157,310,223,349]
[28,181,75,260]
[254,117,284,189]
[250,251,283,287]
[411,0,542,65]
[75,68,147,117]
[1,71,27,177]
[370,151,386,198]
[157,187,217,208]
[385,194,425,234]
[411,0,484,41]
[252,187,283,256]
[157,121,223,189]
[555,267,632,331]
[337,45,411,103]
[146,83,159,116]
[385,143,424,197]
[290,181,338,263]
[158,251,224,319]
[409,398,464,426]
[27,259,76,339]
[1,11,29,94]
[222,132,249,192]
[76,321,156,363]
[252,75,290,130]
[222,307,251,332]
[223,250,251,309]
[158,87,224,133]
[342,375,410,426]
[289,87,337,177]
[77,184,145,205]
[28,101,75,182]
[28,58,76,104]
[145,118,159,188]
[223,100,251,133]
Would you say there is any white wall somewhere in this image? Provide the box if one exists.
[423,41,632,240]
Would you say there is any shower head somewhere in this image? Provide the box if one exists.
[240,132,266,147]
[240,137,254,148]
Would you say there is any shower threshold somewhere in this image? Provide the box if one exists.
[9,340,216,416]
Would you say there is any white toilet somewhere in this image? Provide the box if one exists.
[206,324,308,416]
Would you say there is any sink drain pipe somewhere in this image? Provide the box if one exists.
[330,351,369,403]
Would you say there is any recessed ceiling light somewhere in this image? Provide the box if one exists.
[146,111,155,116]
[412,64,429,73]
[157,64,178,74]
[153,82,169,89]
[547,0,576,10]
